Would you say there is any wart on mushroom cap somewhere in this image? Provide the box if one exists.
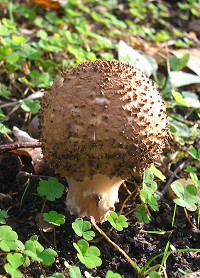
[40,60,168,222]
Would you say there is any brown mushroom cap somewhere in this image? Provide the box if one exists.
[40,61,168,181]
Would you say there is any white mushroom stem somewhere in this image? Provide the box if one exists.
[66,174,124,222]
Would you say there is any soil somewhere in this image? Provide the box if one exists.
[0,152,200,278]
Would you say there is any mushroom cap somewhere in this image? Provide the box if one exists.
[40,61,168,181]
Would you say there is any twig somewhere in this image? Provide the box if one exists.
[161,161,186,196]
[90,217,141,274]
[184,208,198,230]
[0,141,42,153]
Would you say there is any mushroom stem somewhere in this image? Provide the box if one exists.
[66,174,124,222]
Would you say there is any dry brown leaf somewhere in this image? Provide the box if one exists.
[12,126,48,173]
[35,213,54,232]
[145,45,200,77]
[33,0,67,9]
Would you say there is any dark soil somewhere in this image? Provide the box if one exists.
[0,152,200,278]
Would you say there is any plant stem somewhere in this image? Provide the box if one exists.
[41,198,47,215]
[171,204,177,228]
[184,207,197,229]
[38,261,46,277]
[90,217,142,275]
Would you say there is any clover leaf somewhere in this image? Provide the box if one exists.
[68,266,82,278]
[73,239,102,269]
[37,178,64,201]
[106,270,122,278]
[107,212,128,231]
[43,211,65,226]
[140,169,160,211]
[0,225,19,252]
[0,209,7,224]
[188,146,200,161]
[134,205,151,224]
[171,181,200,211]
[24,236,57,266]
[4,253,24,278]
[72,218,95,241]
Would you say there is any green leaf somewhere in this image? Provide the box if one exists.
[36,30,48,39]
[188,146,200,161]
[190,173,200,186]
[0,83,11,97]
[143,169,157,191]
[149,165,166,182]
[147,195,159,211]
[12,35,27,44]
[73,239,102,269]
[6,253,24,269]
[24,237,44,262]
[0,225,18,252]
[171,182,200,211]
[68,266,82,278]
[43,211,65,226]
[169,54,190,71]
[0,123,12,134]
[134,205,151,224]
[172,91,189,107]
[141,169,160,211]
[6,52,19,64]
[107,212,128,231]
[0,209,7,224]
[106,270,122,278]
[22,44,41,60]
[149,271,162,278]
[171,182,185,199]
[39,248,57,266]
[169,115,197,144]
[72,218,95,241]
[24,236,57,266]
[184,166,197,173]
[37,178,64,201]
[5,261,23,278]
[20,100,41,114]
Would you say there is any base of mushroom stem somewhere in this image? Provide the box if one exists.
[66,174,124,222]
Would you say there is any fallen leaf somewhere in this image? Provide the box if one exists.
[11,126,48,173]
[35,213,54,232]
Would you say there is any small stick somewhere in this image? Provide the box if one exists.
[0,141,42,154]
[161,161,186,196]
[90,217,141,274]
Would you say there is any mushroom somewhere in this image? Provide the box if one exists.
[40,61,168,222]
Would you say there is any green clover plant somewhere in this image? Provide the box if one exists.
[73,239,102,269]
[171,181,200,211]
[0,225,20,252]
[37,177,64,201]
[107,212,128,231]
[0,209,7,224]
[43,211,65,226]
[72,218,95,241]
[140,169,160,212]
[24,235,57,266]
